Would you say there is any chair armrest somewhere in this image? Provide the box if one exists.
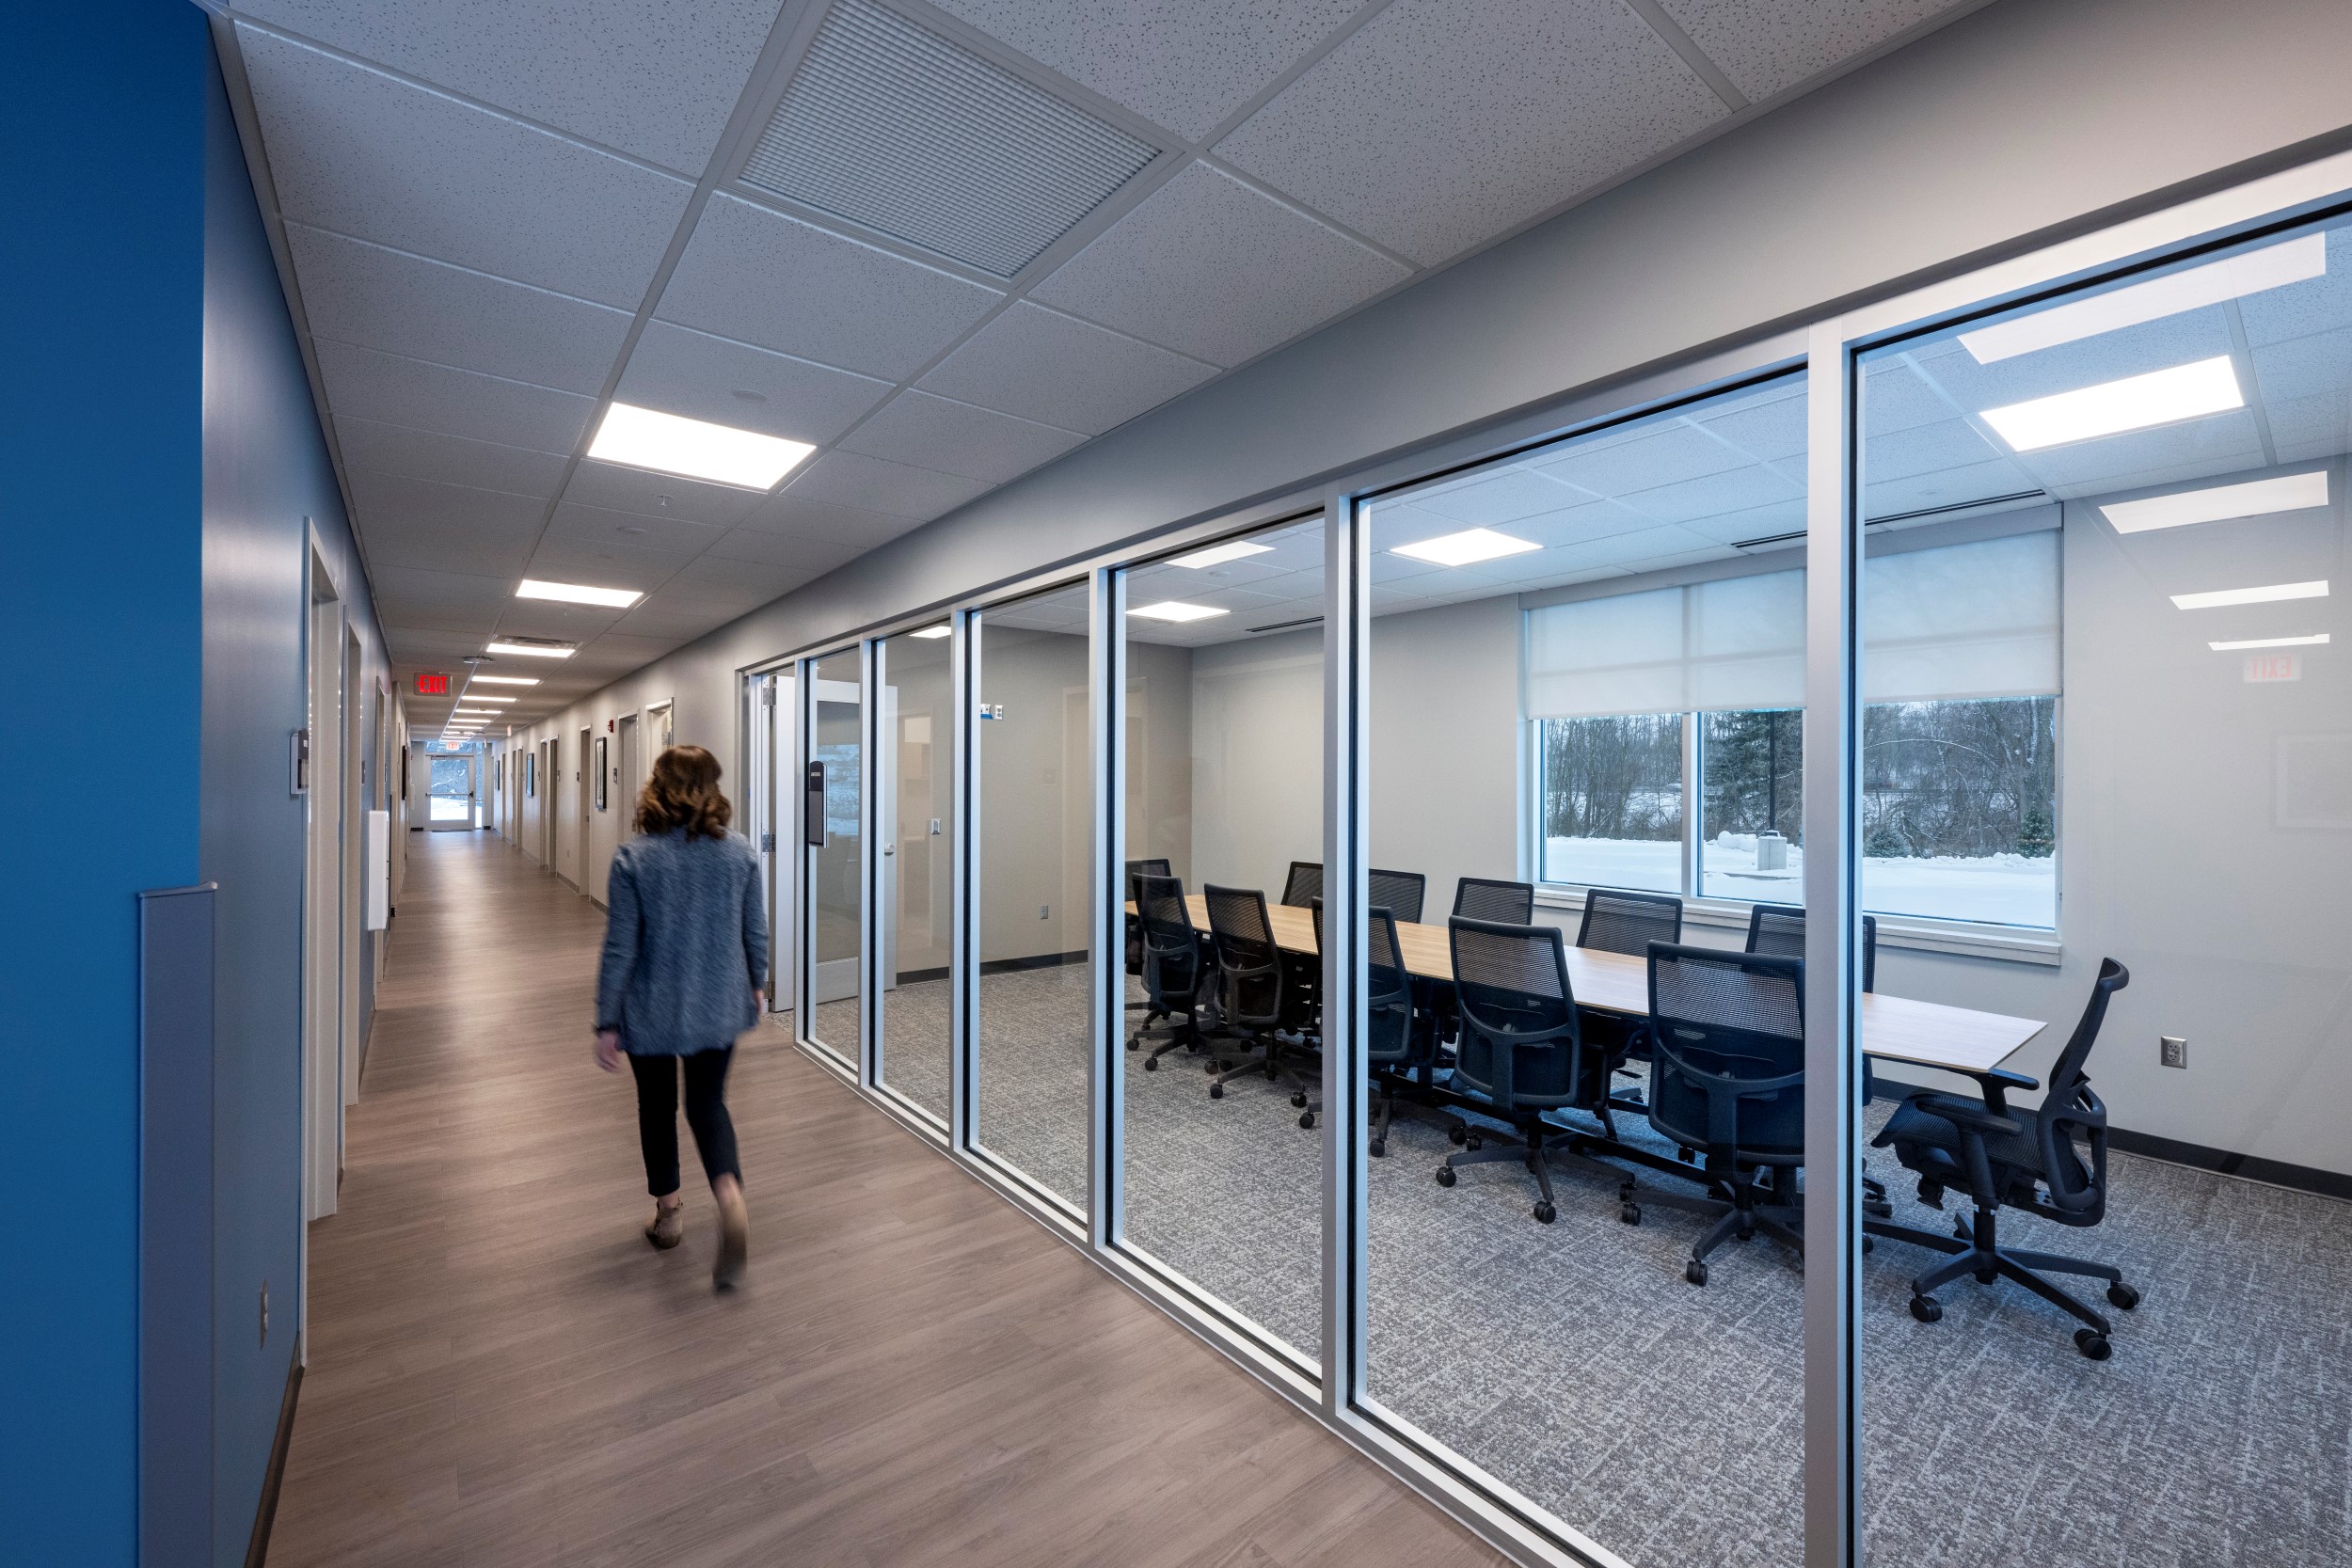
[1959,1066,2036,1117]
[1910,1090,2024,1140]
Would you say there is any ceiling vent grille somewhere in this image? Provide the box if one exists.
[741,0,1158,277]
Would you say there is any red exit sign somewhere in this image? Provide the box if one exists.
[414,672,450,695]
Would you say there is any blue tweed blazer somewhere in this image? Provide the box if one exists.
[595,828,769,1055]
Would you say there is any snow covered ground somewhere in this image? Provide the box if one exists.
[1543,832,2057,929]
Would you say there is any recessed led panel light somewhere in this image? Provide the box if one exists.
[1129,600,1231,624]
[909,625,951,639]
[460,694,516,704]
[485,641,575,658]
[470,674,541,686]
[1979,356,2242,451]
[1962,235,2324,363]
[1390,527,1543,567]
[2169,579,2328,610]
[2101,470,2330,533]
[2208,632,2329,650]
[1170,540,1275,569]
[586,402,816,490]
[516,578,644,609]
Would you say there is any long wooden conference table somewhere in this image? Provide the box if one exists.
[1148,893,2046,1084]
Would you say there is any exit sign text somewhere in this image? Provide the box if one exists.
[415,672,450,695]
[2244,654,2301,683]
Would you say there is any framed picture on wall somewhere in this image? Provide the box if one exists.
[595,736,609,811]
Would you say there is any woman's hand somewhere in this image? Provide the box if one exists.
[595,1030,624,1073]
[754,989,765,1014]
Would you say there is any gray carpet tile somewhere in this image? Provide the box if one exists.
[788,974,2352,1568]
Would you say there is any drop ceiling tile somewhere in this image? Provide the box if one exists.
[337,417,574,499]
[560,460,770,528]
[287,225,632,392]
[1696,382,1809,461]
[1861,459,2046,522]
[2237,227,2352,346]
[312,341,593,453]
[617,321,894,445]
[237,27,691,308]
[542,502,728,559]
[1679,498,1808,546]
[704,528,866,576]
[345,470,546,575]
[2249,327,2352,406]
[231,0,784,175]
[2012,411,2267,498]
[368,564,514,632]
[2265,390,2352,463]
[1657,0,1972,103]
[1031,164,1406,366]
[735,492,930,547]
[837,391,1086,485]
[914,302,1216,435]
[577,632,692,668]
[669,553,809,597]
[496,598,632,642]
[1858,416,2013,484]
[657,195,1004,379]
[927,0,1362,141]
[384,626,492,661]
[1619,463,1803,526]
[1409,467,1585,527]
[785,450,991,520]
[1213,0,1725,265]
[608,589,750,641]
[1537,418,1754,498]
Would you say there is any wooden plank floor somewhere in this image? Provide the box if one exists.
[272,831,1502,1568]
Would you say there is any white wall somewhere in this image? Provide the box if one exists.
[1188,631,1323,895]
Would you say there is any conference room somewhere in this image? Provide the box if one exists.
[783,196,2350,1568]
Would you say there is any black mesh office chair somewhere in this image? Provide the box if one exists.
[1745,904,1889,1215]
[1201,884,1309,1100]
[1367,868,1427,926]
[1869,958,2138,1359]
[1280,861,1324,909]
[1453,877,1534,925]
[1629,944,1806,1285]
[1304,899,1440,1150]
[1436,917,1628,1223]
[1578,888,1683,955]
[1130,875,1208,1069]
[1123,858,1172,1022]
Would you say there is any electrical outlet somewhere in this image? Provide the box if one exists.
[2160,1035,2188,1069]
[260,1282,270,1347]
[1039,903,1050,919]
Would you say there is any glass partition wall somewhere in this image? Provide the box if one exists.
[875,627,954,1122]
[804,646,865,1072]
[1853,215,2352,1565]
[1118,515,1327,1370]
[971,584,1094,1210]
[762,166,2352,1568]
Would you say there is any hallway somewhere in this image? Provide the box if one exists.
[272,831,1495,1568]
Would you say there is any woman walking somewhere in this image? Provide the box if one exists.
[594,744,767,1290]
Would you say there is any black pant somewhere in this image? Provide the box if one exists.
[628,1047,739,1197]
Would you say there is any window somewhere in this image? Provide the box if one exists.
[1531,529,2062,928]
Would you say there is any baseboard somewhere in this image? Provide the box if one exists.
[245,1336,303,1568]
[978,950,1088,976]
[1870,1075,2352,1201]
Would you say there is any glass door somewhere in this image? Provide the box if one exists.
[426,747,475,831]
[803,648,866,1071]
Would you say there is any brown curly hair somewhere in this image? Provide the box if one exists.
[635,744,733,840]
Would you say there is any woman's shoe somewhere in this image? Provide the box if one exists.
[713,1188,749,1291]
[644,1201,684,1250]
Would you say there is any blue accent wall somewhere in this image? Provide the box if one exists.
[201,26,387,1568]
[0,5,207,1562]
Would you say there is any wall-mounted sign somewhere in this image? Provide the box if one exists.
[2245,653,2302,683]
[414,673,449,695]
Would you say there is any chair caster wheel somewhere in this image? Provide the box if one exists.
[1677,1146,1695,1164]
[1862,1235,1874,1254]
[1209,1083,1224,1100]
[1448,1125,1468,1146]
[1465,1134,1484,1151]
[1297,1111,1316,1130]
[1142,1056,1158,1071]
[1685,1260,1708,1287]
[2106,1282,2139,1309]
[2074,1329,2112,1360]
[1619,1203,1641,1226]
[1974,1268,1998,1285]
[1534,1201,1556,1225]
[1435,1165,1456,1187]
[1126,1037,1138,1051]
[1909,1295,1942,1323]
[1368,1138,1387,1159]
[1290,1091,1308,1108]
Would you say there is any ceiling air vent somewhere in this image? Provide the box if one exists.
[741,0,1158,277]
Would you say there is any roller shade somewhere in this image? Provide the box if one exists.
[1525,531,2059,719]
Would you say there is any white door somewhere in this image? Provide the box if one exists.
[426,749,476,831]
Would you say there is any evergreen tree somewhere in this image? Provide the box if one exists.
[2017,803,2055,858]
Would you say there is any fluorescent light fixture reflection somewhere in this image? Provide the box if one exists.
[908,625,951,640]
[2170,579,2328,610]
[1390,527,1542,567]
[1962,235,2325,363]
[2208,632,2329,650]
[460,694,516,704]
[2101,470,2330,533]
[470,674,540,686]
[485,641,575,658]
[1129,600,1230,624]
[516,578,644,609]
[1170,540,1274,569]
[1980,356,2241,451]
[586,402,815,490]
